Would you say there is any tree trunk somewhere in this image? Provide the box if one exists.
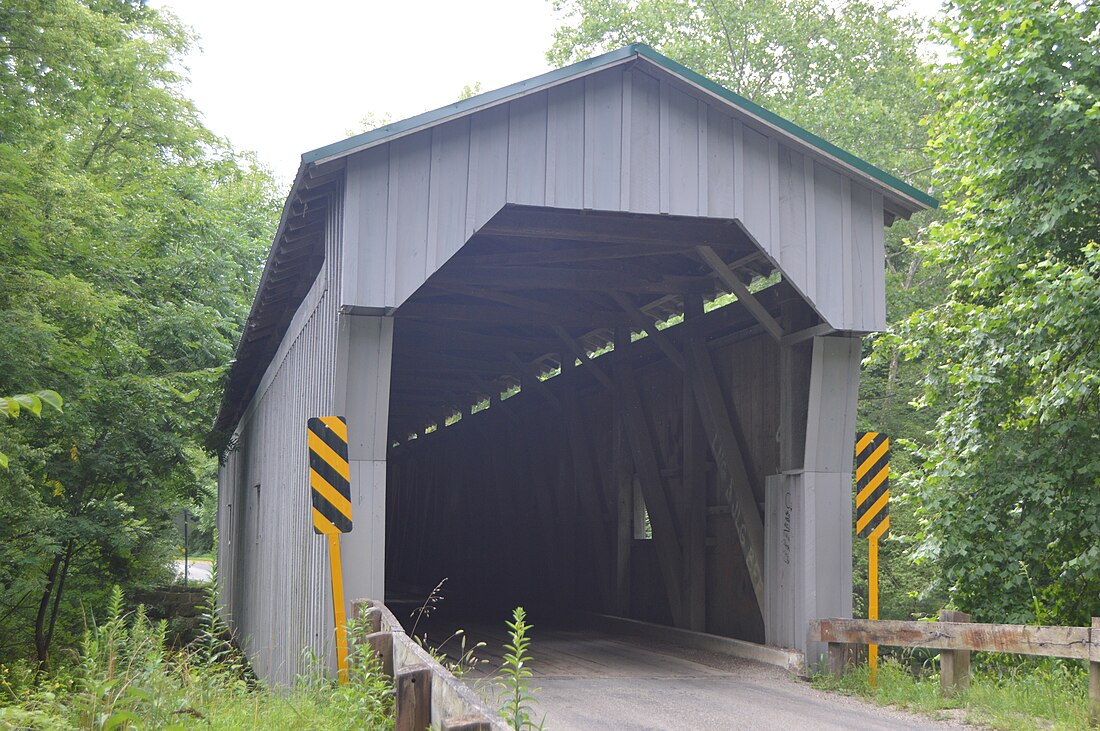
[44,541,75,657]
[34,549,65,666]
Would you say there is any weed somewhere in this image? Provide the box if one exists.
[407,577,486,679]
[408,577,448,640]
[423,629,486,679]
[495,607,544,731]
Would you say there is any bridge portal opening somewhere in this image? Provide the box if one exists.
[383,205,820,645]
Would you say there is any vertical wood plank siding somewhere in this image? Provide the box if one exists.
[218,189,343,686]
[339,65,886,331]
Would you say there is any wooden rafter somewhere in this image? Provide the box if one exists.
[553,326,613,391]
[609,292,687,371]
[696,245,785,341]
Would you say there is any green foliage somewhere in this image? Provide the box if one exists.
[900,0,1100,624]
[0,583,394,730]
[816,656,1091,730]
[0,390,62,468]
[495,607,543,731]
[0,0,279,663]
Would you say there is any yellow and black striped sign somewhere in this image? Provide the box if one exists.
[308,416,352,535]
[855,431,889,540]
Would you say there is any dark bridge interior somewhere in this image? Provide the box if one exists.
[382,206,821,642]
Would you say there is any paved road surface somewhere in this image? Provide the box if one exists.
[171,559,212,584]
[418,618,970,731]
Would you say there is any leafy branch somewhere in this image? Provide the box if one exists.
[0,390,63,469]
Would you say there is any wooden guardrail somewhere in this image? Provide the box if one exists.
[808,611,1100,725]
[349,598,511,731]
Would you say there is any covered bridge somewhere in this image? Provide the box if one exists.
[214,44,933,684]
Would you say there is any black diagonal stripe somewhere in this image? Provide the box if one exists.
[858,504,889,539]
[308,417,349,462]
[857,478,890,518]
[308,452,350,501]
[856,432,888,463]
[312,489,353,533]
[857,436,889,478]
[857,458,890,494]
[857,450,890,492]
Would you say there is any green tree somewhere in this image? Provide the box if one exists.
[0,0,278,663]
[901,0,1100,624]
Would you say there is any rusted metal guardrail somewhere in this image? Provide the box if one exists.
[350,598,510,731]
[808,611,1100,725]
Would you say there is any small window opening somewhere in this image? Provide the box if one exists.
[632,475,652,540]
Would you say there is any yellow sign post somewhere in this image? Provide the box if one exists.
[308,415,353,683]
[856,431,890,686]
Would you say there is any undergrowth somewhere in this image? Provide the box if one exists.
[0,581,394,730]
[814,653,1091,731]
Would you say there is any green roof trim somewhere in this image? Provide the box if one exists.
[304,44,937,209]
[301,45,640,165]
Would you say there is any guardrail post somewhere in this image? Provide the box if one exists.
[363,606,383,634]
[939,610,971,696]
[363,630,394,677]
[827,643,856,679]
[1089,617,1099,727]
[350,597,370,620]
[396,663,432,731]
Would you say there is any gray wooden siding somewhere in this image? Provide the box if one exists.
[217,192,344,685]
[340,65,888,331]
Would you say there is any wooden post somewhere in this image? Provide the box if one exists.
[612,327,633,616]
[1090,617,1099,727]
[939,610,971,696]
[363,602,385,633]
[395,664,432,731]
[363,631,394,677]
[682,294,707,632]
[827,642,854,679]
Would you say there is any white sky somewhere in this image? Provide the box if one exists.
[157,0,942,188]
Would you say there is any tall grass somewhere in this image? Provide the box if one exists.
[815,654,1091,731]
[0,585,394,730]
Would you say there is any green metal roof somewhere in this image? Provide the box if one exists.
[304,44,937,210]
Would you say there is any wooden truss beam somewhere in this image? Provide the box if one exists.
[696,245,784,341]
[433,265,715,295]
[482,206,749,251]
[564,393,612,609]
[459,241,676,268]
[553,326,613,391]
[684,337,766,617]
[609,292,687,371]
[618,366,685,627]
